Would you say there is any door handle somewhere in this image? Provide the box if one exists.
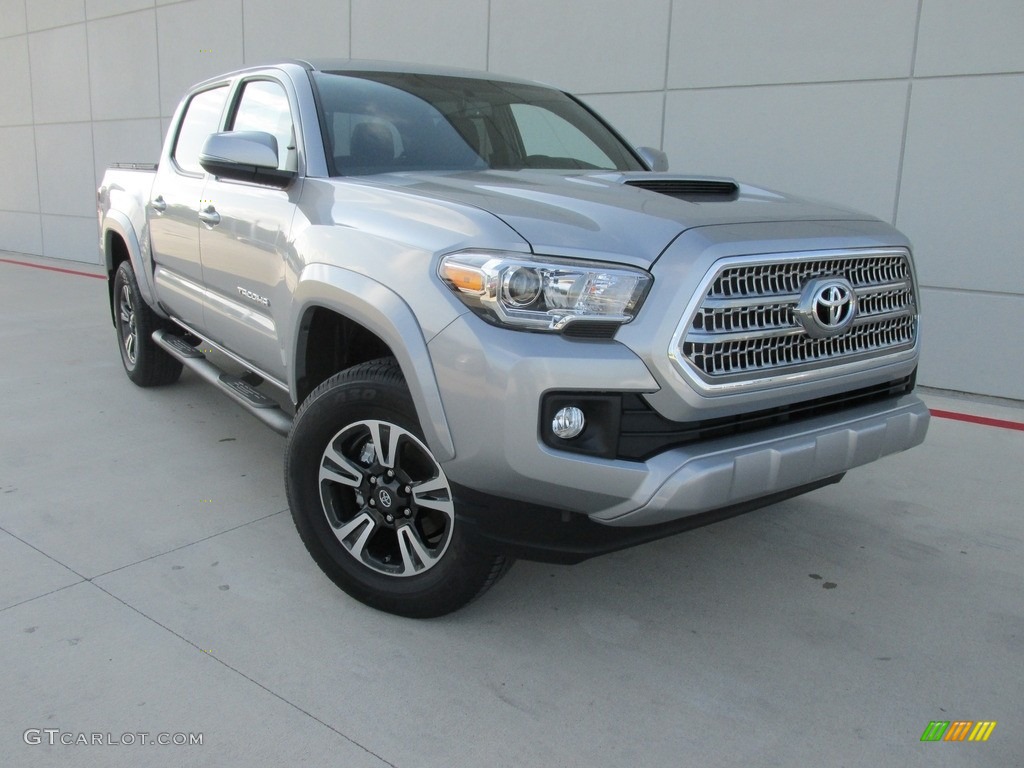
[198,206,221,226]
[151,195,167,214]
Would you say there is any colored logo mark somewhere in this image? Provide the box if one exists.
[921,720,997,742]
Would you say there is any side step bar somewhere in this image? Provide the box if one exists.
[153,329,293,436]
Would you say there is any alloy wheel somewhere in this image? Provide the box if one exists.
[318,419,455,577]
[119,283,137,365]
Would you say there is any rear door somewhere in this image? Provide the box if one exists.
[197,76,301,382]
[149,84,230,330]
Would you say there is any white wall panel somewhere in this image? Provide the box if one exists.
[668,0,918,88]
[579,92,665,153]
[0,0,1019,399]
[664,81,907,221]
[490,0,670,93]
[92,118,163,183]
[0,213,43,255]
[27,0,86,32]
[88,11,160,120]
[897,75,1024,292]
[915,0,1024,76]
[0,126,40,213]
[87,0,154,19]
[918,289,1024,400]
[351,0,486,69]
[243,0,349,64]
[156,0,243,115]
[29,25,92,123]
[41,215,100,262]
[0,0,27,38]
[35,123,97,217]
[0,36,32,126]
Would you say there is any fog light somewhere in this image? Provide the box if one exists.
[552,406,585,439]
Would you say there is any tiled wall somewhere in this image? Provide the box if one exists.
[1,0,1021,398]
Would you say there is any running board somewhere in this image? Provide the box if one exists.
[152,329,293,436]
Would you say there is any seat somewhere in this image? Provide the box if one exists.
[349,121,396,169]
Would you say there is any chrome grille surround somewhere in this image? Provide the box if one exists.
[669,249,920,394]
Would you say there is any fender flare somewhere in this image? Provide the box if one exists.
[101,212,164,317]
[290,263,457,461]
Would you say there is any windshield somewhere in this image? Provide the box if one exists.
[312,71,644,176]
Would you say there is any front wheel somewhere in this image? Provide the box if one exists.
[285,358,511,617]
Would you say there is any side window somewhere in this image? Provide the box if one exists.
[230,80,296,172]
[173,86,229,175]
[510,103,615,169]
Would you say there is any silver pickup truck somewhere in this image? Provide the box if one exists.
[98,59,929,617]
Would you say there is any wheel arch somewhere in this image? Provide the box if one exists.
[290,264,456,461]
[102,213,161,325]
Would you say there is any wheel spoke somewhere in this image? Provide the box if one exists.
[335,511,376,561]
[397,525,439,575]
[411,476,454,515]
[413,496,454,514]
[367,421,401,468]
[124,331,135,362]
[411,476,448,495]
[319,442,365,487]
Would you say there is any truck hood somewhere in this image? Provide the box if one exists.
[358,170,877,268]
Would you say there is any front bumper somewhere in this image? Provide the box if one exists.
[428,314,929,529]
[595,393,928,526]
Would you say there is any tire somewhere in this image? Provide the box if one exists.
[113,261,183,387]
[285,358,512,618]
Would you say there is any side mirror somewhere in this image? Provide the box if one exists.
[636,146,669,172]
[199,131,295,188]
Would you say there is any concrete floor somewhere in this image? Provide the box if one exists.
[2,253,1022,768]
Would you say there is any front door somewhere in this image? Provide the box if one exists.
[198,77,301,383]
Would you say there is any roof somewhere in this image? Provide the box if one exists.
[290,58,548,88]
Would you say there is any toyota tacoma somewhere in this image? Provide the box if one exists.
[97,60,929,617]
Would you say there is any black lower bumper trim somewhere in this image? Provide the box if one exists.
[541,373,916,462]
[453,474,845,564]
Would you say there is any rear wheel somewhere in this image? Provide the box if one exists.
[285,358,511,617]
[113,261,182,387]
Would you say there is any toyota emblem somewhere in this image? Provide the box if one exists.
[794,277,857,338]
[377,489,393,508]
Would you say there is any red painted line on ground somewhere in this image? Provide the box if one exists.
[930,409,1024,432]
[0,257,105,280]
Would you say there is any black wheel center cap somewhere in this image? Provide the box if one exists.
[376,488,394,509]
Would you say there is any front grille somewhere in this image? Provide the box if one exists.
[675,250,918,389]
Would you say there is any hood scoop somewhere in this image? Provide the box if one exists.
[625,177,739,202]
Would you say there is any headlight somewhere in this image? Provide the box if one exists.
[439,251,651,333]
